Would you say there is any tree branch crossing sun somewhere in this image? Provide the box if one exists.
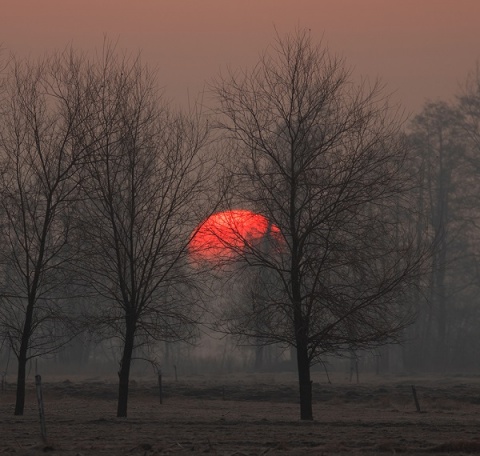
[189,209,282,262]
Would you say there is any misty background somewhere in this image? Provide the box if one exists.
[1,1,480,390]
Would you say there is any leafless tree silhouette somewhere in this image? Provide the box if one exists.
[213,29,428,420]
[75,48,219,417]
[0,50,90,415]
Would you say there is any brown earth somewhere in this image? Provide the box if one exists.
[1,372,480,455]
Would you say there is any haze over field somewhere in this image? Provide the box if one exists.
[3,0,480,114]
[3,2,480,449]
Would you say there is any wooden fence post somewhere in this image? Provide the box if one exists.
[411,385,421,413]
[35,375,47,442]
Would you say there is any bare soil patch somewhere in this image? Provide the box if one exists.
[2,373,480,455]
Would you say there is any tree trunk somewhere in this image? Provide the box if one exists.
[117,316,136,417]
[14,299,35,416]
[433,138,450,371]
[254,345,264,371]
[291,241,312,419]
[14,348,28,416]
[296,340,313,420]
[290,345,297,368]
[435,241,448,369]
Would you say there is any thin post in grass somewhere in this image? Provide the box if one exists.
[35,375,47,442]
[411,385,421,412]
[320,360,332,384]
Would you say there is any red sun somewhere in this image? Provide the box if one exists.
[189,209,282,262]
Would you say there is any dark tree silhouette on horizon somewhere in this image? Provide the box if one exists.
[75,47,219,417]
[213,29,428,420]
[0,50,89,415]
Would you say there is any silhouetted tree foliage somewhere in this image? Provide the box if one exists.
[0,46,221,418]
[459,64,480,154]
[403,102,472,371]
[213,30,428,420]
[4,33,480,423]
[74,48,217,417]
[399,63,480,373]
[0,50,89,415]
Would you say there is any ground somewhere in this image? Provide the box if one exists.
[1,371,480,455]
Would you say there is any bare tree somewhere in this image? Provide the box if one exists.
[76,49,218,417]
[459,63,480,154]
[453,64,480,368]
[0,50,90,415]
[213,30,427,420]
[405,102,469,370]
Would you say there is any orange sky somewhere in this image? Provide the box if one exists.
[2,0,480,115]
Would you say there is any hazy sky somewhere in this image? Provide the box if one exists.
[3,0,480,115]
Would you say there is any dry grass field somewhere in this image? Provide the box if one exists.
[2,372,480,455]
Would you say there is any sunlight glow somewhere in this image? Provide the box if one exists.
[189,209,281,262]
